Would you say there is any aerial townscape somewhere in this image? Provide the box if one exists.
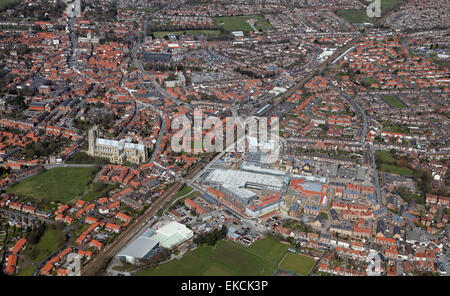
[0,0,449,279]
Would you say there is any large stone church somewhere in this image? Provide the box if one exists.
[88,126,148,164]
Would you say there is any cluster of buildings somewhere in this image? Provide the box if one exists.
[0,0,448,277]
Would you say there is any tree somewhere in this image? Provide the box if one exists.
[397,157,409,168]
[29,222,45,245]
[193,225,227,246]
[29,247,39,260]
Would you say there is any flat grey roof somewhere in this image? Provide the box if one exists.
[221,184,257,200]
[205,168,285,190]
[117,236,159,259]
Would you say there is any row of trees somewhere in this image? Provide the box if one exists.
[283,219,313,233]
[24,138,68,159]
[66,152,109,165]
[3,0,67,21]
[140,249,171,268]
[193,225,228,246]
[28,222,46,245]
[72,111,117,132]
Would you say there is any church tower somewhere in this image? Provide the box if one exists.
[88,125,98,156]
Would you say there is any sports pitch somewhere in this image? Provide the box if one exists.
[136,237,316,276]
[279,252,316,275]
[6,167,106,203]
[212,15,272,32]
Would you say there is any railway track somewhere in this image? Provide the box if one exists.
[81,181,183,276]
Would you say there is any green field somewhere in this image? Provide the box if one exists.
[380,0,406,12]
[135,239,276,276]
[0,0,18,9]
[16,263,36,276]
[66,151,109,164]
[376,150,414,176]
[336,0,405,24]
[174,185,193,198]
[279,253,316,276]
[212,15,272,32]
[362,77,378,87]
[376,150,396,163]
[25,227,66,264]
[438,60,450,69]
[381,163,413,176]
[161,185,194,214]
[336,9,374,24]
[153,30,221,38]
[81,182,118,202]
[7,167,104,203]
[383,95,406,108]
[247,236,290,263]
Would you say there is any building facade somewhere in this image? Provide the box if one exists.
[88,126,148,164]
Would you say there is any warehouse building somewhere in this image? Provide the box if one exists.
[151,221,193,249]
[117,229,160,265]
[221,184,257,206]
[203,168,287,192]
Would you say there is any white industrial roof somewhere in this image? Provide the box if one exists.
[156,221,192,237]
[117,236,159,259]
[241,163,286,176]
[221,184,256,200]
[152,221,193,249]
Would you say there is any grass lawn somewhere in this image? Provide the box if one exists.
[66,151,109,164]
[362,77,378,85]
[396,189,424,204]
[7,167,103,203]
[17,264,36,276]
[336,0,405,24]
[25,227,66,263]
[439,60,450,69]
[247,236,289,264]
[212,15,271,32]
[380,0,406,12]
[81,182,118,202]
[174,185,193,198]
[135,239,276,276]
[383,95,406,108]
[153,30,221,38]
[16,263,36,276]
[0,0,18,9]
[429,56,450,69]
[167,188,199,213]
[376,150,396,163]
[336,9,374,24]
[162,185,194,213]
[279,253,316,276]
[69,223,90,243]
[381,163,413,176]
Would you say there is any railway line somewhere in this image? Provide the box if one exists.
[81,181,183,275]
